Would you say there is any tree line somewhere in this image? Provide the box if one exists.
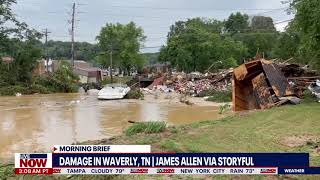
[159,0,320,72]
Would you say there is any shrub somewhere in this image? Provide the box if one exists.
[302,90,317,103]
[0,84,54,96]
[125,89,144,99]
[125,122,167,136]
[0,164,14,179]
[32,61,79,93]
[0,85,28,96]
[29,84,52,94]
[160,140,182,152]
[219,104,231,114]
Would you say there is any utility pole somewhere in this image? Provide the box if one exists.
[71,2,75,67]
[109,44,113,84]
[43,28,51,73]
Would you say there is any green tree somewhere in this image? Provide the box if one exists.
[143,52,159,65]
[0,0,42,86]
[251,16,276,31]
[224,12,249,34]
[160,18,247,72]
[234,32,278,58]
[45,41,99,61]
[226,13,278,58]
[51,61,79,92]
[290,0,320,69]
[96,22,146,75]
[273,24,300,60]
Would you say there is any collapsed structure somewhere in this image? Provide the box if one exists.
[233,59,296,111]
[134,58,318,111]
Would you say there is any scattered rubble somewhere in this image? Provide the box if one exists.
[308,80,320,102]
[279,62,320,98]
[145,69,233,97]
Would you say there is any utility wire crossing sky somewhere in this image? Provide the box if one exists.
[13,0,293,52]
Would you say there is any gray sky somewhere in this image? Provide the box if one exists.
[13,0,293,52]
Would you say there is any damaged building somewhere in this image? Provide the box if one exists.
[232,59,296,111]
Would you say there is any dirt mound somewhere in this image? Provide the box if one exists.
[280,135,319,147]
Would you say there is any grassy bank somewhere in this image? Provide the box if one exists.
[1,102,320,179]
[84,102,320,164]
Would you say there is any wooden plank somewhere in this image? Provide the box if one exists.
[252,73,274,109]
[262,62,294,97]
[232,76,237,111]
[233,64,248,81]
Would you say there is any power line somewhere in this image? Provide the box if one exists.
[248,7,288,17]
[109,5,288,11]
[274,19,293,25]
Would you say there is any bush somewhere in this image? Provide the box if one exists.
[0,85,28,96]
[160,140,182,152]
[0,84,53,96]
[125,89,144,99]
[125,122,167,136]
[29,84,52,94]
[31,61,79,93]
[219,104,231,114]
[302,90,317,103]
[0,164,14,179]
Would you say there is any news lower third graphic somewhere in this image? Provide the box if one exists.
[14,145,320,175]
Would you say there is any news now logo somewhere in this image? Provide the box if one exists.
[15,153,52,174]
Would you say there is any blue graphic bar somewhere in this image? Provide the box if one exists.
[52,153,309,168]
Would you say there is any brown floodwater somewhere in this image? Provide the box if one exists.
[0,93,220,162]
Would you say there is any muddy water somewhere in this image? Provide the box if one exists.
[0,94,220,162]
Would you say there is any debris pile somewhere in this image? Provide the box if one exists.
[141,58,319,108]
[308,80,320,102]
[233,59,297,111]
[169,69,233,96]
[279,63,320,98]
[233,59,320,111]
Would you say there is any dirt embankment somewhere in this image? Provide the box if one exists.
[136,91,230,107]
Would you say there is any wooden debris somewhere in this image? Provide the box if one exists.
[233,59,297,112]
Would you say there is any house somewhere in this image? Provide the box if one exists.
[1,56,14,64]
[143,62,171,74]
[73,67,103,84]
[33,60,103,83]
[33,59,54,75]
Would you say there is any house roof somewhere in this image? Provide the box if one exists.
[1,56,14,63]
[73,67,102,77]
